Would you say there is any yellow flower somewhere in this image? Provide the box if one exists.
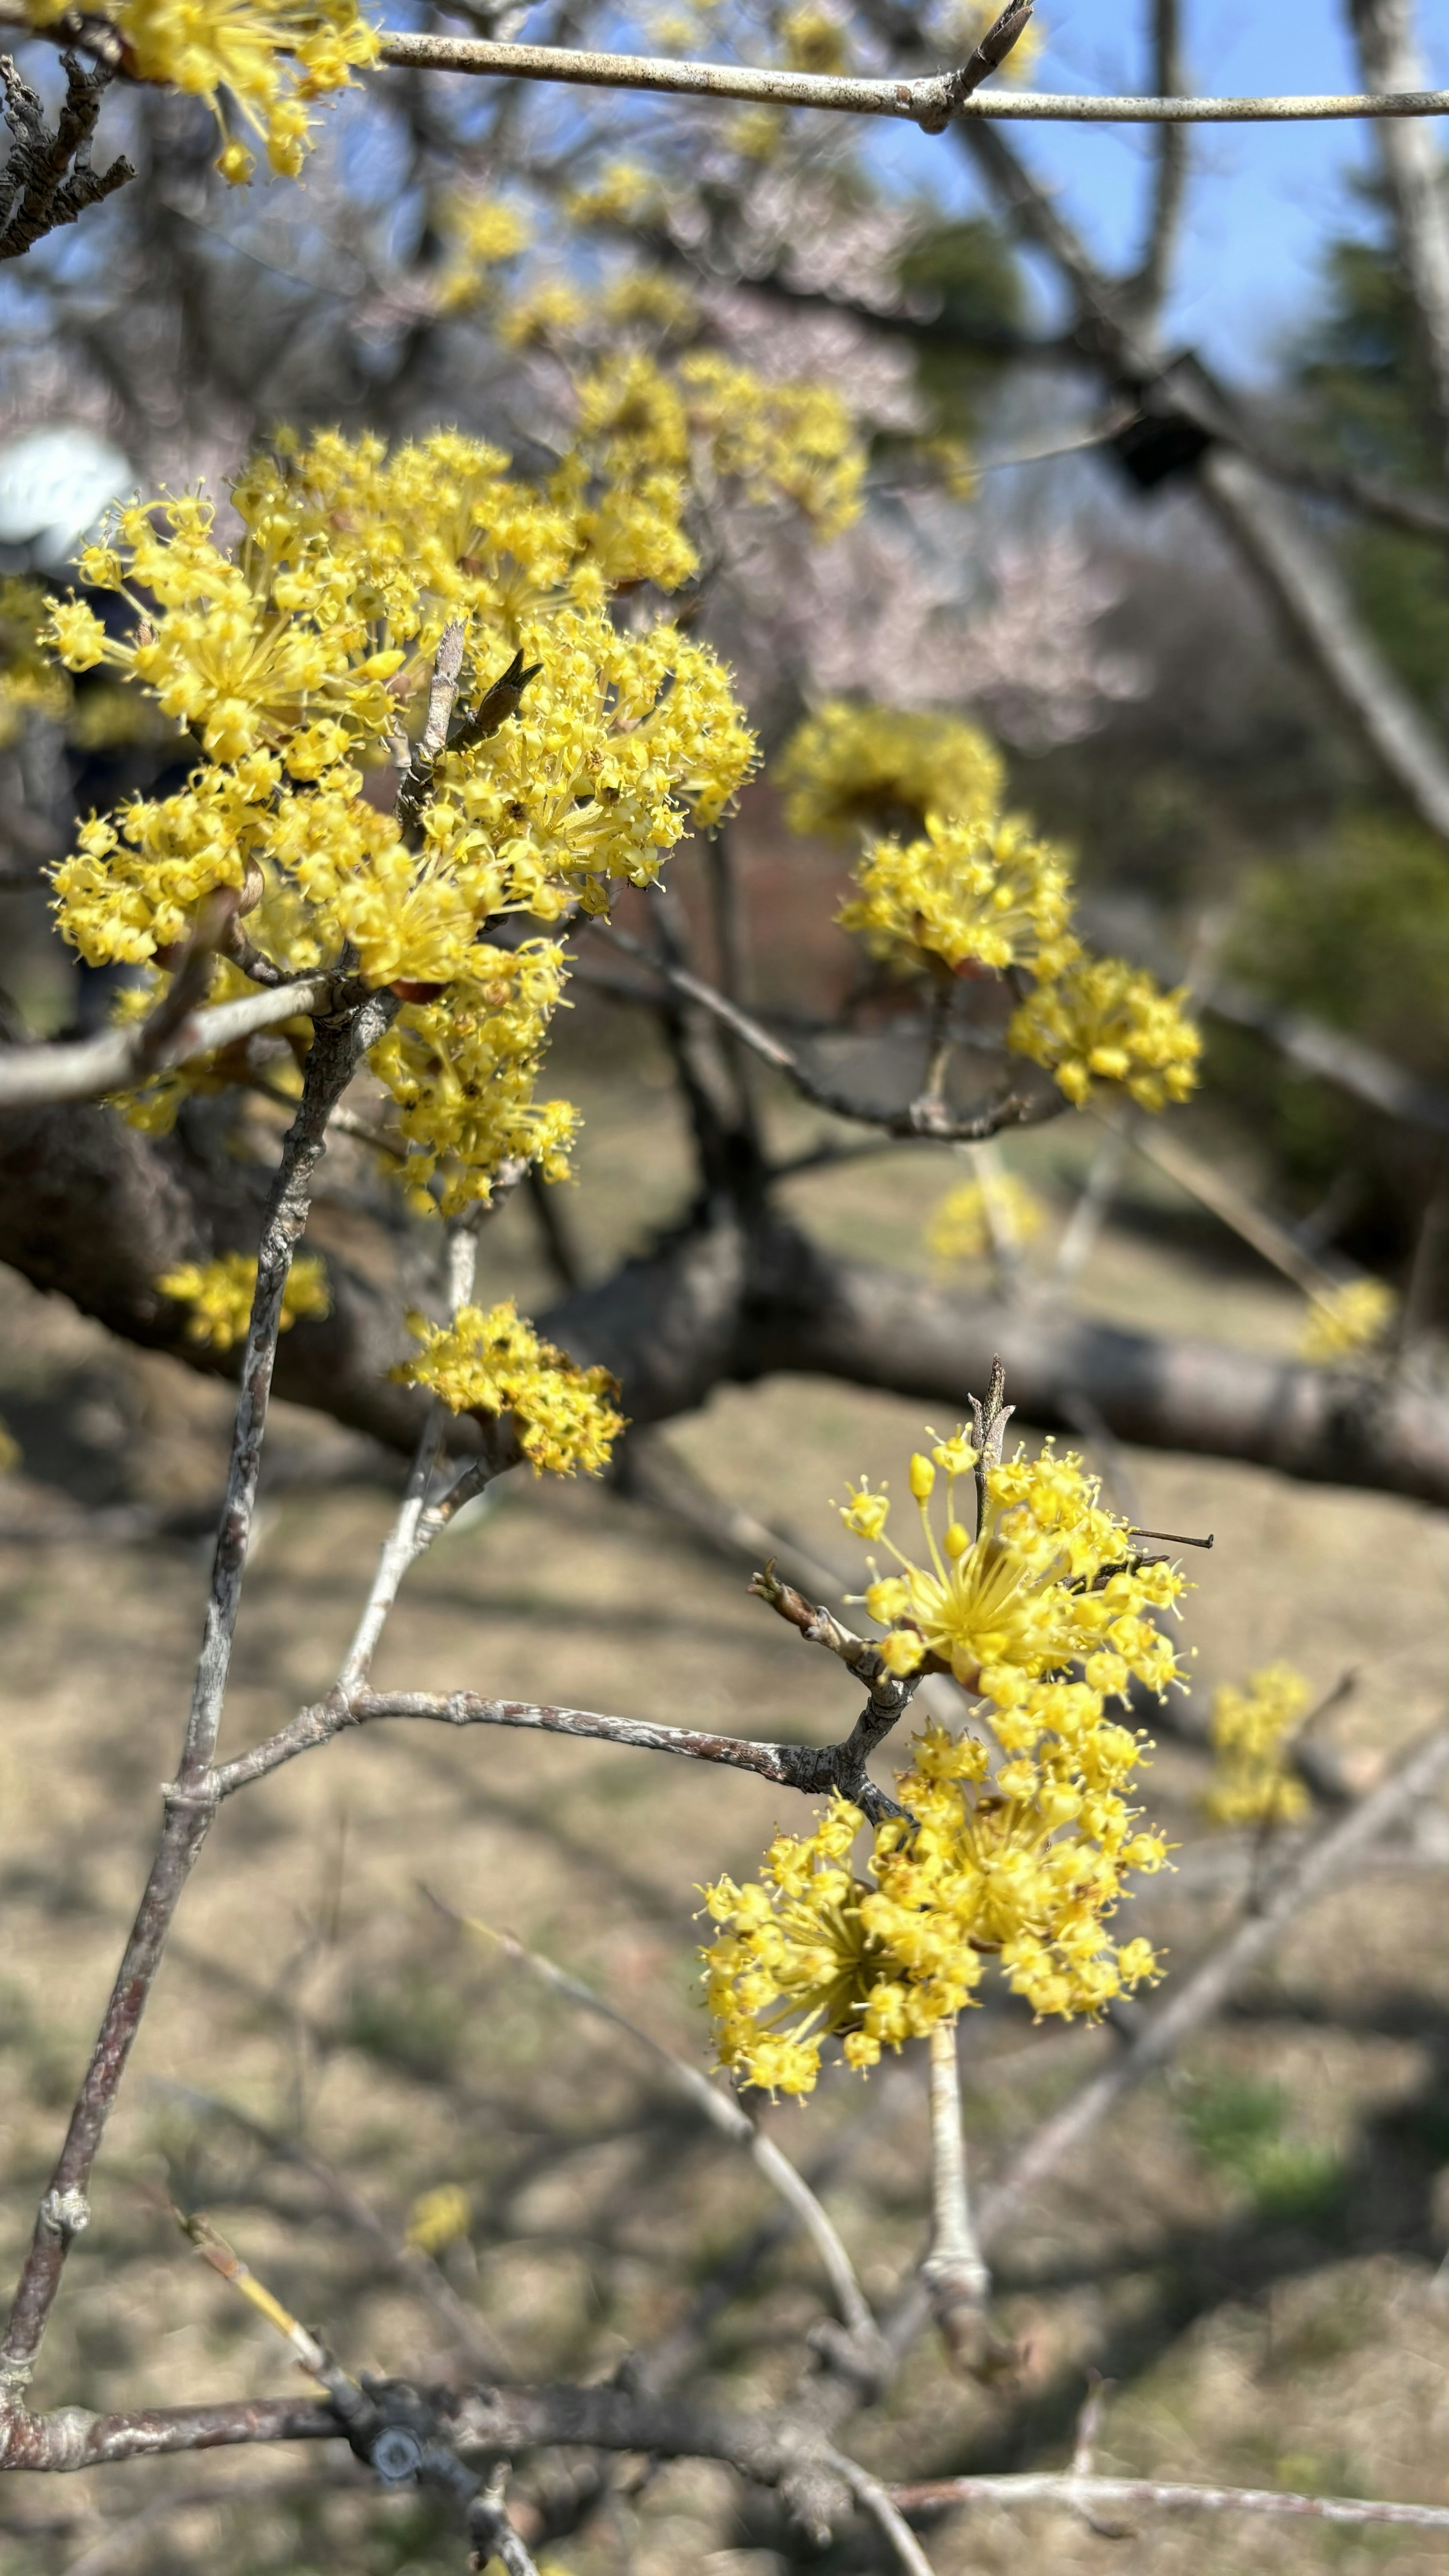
[1204,1662,1313,1829]
[926,1167,1044,1267]
[1008,952,1201,1110]
[777,3,850,74]
[404,2183,472,2254]
[393,1299,624,1476]
[0,578,71,743]
[852,1433,1186,1709]
[1298,1278,1397,1366]
[496,282,591,348]
[777,701,1004,841]
[840,808,1075,980]
[435,192,532,312]
[565,159,665,229]
[602,270,699,336]
[41,424,759,1184]
[156,1249,330,1350]
[702,1680,1171,2095]
[25,0,382,182]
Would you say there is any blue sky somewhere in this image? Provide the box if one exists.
[878,0,1449,379]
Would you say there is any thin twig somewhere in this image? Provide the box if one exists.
[432,1901,880,2351]
[208,1682,917,1823]
[888,2471,1449,2530]
[827,2451,940,2576]
[337,1216,478,1693]
[919,2022,991,2365]
[588,923,1052,1143]
[0,973,337,1109]
[0,994,392,2398]
[361,32,1449,123]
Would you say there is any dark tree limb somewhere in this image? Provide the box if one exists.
[0,49,131,261]
[2,1104,1445,1500]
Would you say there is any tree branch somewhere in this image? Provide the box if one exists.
[0,49,131,261]
[889,2471,1449,2531]
[588,925,1056,1142]
[1349,0,1449,466]
[0,973,338,1110]
[0,996,393,2399]
[1124,0,1188,316]
[364,32,1449,123]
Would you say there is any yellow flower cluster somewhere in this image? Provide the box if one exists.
[846,1433,1185,1705]
[44,428,755,1199]
[1007,953,1202,1110]
[784,699,1198,1116]
[394,1299,624,1476]
[156,1249,330,1349]
[702,1698,1168,2097]
[435,194,532,314]
[368,948,578,1218]
[702,1432,1183,2095]
[1298,1277,1397,1366]
[404,2183,472,2254]
[840,809,1076,979]
[778,701,1004,840]
[0,578,70,746]
[566,351,863,547]
[777,2,850,72]
[1204,1662,1312,1830]
[677,354,863,538]
[26,0,379,183]
[926,1165,1044,1267]
[565,159,666,230]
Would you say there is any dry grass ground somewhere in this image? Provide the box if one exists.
[0,1055,1444,2576]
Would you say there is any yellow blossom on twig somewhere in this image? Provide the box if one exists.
[1298,1277,1397,1366]
[156,1249,330,1350]
[404,2183,473,2254]
[393,1298,624,1476]
[840,809,1075,979]
[25,0,380,183]
[1008,951,1201,1109]
[778,700,1004,841]
[926,1167,1044,1267]
[1204,1662,1313,1829]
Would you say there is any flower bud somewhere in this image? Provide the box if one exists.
[908,1452,935,1502]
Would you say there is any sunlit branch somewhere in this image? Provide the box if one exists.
[586,923,1055,1143]
[368,34,1449,125]
[889,2472,1449,2531]
[0,973,338,1109]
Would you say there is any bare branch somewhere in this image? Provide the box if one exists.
[1349,0,1449,464]
[435,1903,881,2354]
[363,32,1449,124]
[1118,1115,1344,1300]
[1197,445,1449,843]
[1125,0,1188,315]
[0,49,131,261]
[889,2471,1449,2531]
[0,972,338,1109]
[827,2451,941,2576]
[0,995,394,2398]
[919,2021,993,2367]
[948,118,1449,843]
[208,1681,913,1811]
[588,924,1055,1142]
